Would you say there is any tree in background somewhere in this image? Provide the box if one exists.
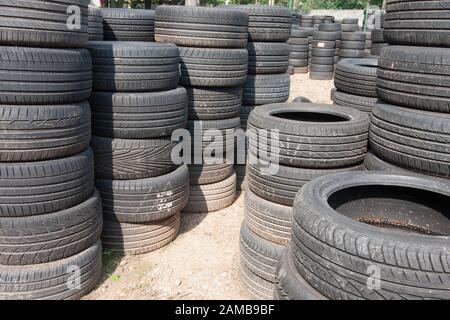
[300,0,383,10]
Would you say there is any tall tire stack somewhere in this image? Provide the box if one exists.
[288,27,312,74]
[0,0,102,300]
[277,171,450,300]
[242,102,369,299]
[331,58,378,114]
[100,8,155,41]
[87,41,188,255]
[340,31,366,59]
[364,31,372,56]
[300,15,313,28]
[309,23,341,80]
[89,5,104,41]
[155,6,249,211]
[312,15,325,29]
[370,28,388,56]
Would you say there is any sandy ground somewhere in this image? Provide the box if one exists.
[85,74,335,300]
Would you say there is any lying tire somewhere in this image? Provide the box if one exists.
[0,190,102,266]
[334,58,378,97]
[88,5,104,41]
[0,102,91,162]
[183,173,236,213]
[248,42,289,74]
[247,103,370,168]
[101,8,155,41]
[0,241,102,300]
[179,47,248,88]
[0,46,92,105]
[292,172,450,300]
[155,6,248,48]
[339,49,365,58]
[331,89,377,114]
[274,248,327,300]
[96,164,189,223]
[371,28,384,43]
[292,96,312,103]
[244,189,291,245]
[384,0,450,47]
[90,88,187,139]
[364,150,413,174]
[91,135,178,180]
[240,222,284,300]
[377,45,450,113]
[243,74,290,106]
[0,148,94,217]
[187,87,242,120]
[87,41,180,92]
[0,0,89,48]
[101,213,180,255]
[247,161,362,207]
[189,161,234,185]
[224,5,292,42]
[370,102,450,178]
[240,105,256,129]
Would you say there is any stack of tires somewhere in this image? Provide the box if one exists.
[89,5,104,41]
[276,171,450,300]
[100,8,155,41]
[155,6,249,212]
[340,31,366,59]
[312,15,325,28]
[0,0,102,299]
[300,15,313,27]
[331,58,378,114]
[241,102,369,299]
[368,0,450,181]
[288,27,312,74]
[364,31,372,56]
[370,28,388,56]
[88,41,189,255]
[310,23,341,80]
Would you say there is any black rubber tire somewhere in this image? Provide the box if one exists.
[310,56,334,64]
[341,24,358,32]
[318,23,341,32]
[0,240,102,300]
[0,190,102,266]
[179,47,248,88]
[96,164,189,223]
[289,59,308,67]
[89,5,104,41]
[183,173,236,213]
[309,71,334,80]
[189,161,234,185]
[290,27,313,38]
[0,0,89,48]
[370,43,388,56]
[248,42,289,74]
[309,64,333,72]
[341,32,365,42]
[0,102,91,162]
[0,148,94,218]
[364,150,415,174]
[101,213,180,255]
[292,96,312,103]
[288,38,309,45]
[312,40,335,49]
[340,41,366,50]
[0,46,92,105]
[235,164,247,191]
[289,44,309,52]
[274,248,327,300]
[371,28,385,42]
[311,48,335,57]
[247,103,370,168]
[243,74,290,106]
[155,6,248,48]
[313,31,338,41]
[90,87,187,139]
[332,89,377,114]
[292,172,450,300]
[87,41,180,92]
[247,161,363,207]
[223,5,292,42]
[91,135,177,180]
[334,58,378,98]
[377,45,450,113]
[289,51,308,59]
[240,105,255,129]
[101,8,155,41]
[240,221,284,300]
[187,87,242,120]
[244,189,291,245]
[370,102,450,178]
[384,0,450,47]
[339,49,365,58]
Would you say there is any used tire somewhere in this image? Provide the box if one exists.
[243,74,290,106]
[235,164,247,191]
[187,87,242,120]
[332,89,377,113]
[334,58,378,98]
[96,164,189,223]
[87,41,180,92]
[89,5,104,41]
[248,42,289,74]
[189,161,234,185]
[101,8,155,41]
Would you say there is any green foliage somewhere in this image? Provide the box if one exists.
[301,0,383,10]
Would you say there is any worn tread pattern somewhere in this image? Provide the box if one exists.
[243,74,290,106]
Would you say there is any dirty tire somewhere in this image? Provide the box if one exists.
[88,5,104,41]
[101,8,155,41]
[240,105,256,129]
[239,222,284,300]
[0,102,91,162]
[90,88,187,139]
[96,164,189,223]
[184,173,236,213]
[244,189,291,245]
[0,241,102,300]
[187,87,242,120]
[331,89,377,114]
[292,172,450,300]
[243,74,290,106]
[91,135,178,180]
[0,46,92,105]
[235,164,247,191]
[370,102,450,178]
[0,0,89,48]
[248,103,370,168]
[248,42,290,74]
[101,213,180,255]
[179,47,248,88]
[0,148,94,217]
[364,150,413,174]
[189,161,234,185]
[155,6,248,48]
[87,41,180,92]
[334,58,378,97]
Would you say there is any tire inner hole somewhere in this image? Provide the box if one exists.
[271,111,349,122]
